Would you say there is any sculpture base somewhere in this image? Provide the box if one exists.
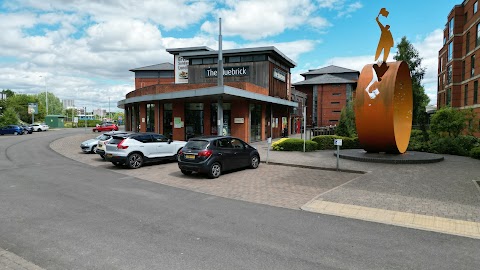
[334,149,444,164]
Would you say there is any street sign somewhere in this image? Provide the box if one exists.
[28,103,38,115]
[334,139,343,146]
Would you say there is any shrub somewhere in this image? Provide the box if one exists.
[430,107,466,137]
[428,135,479,156]
[470,147,480,159]
[408,129,430,152]
[271,138,317,151]
[335,102,356,137]
[311,135,359,150]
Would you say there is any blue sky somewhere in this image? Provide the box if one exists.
[0,0,460,111]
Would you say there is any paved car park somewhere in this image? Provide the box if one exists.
[50,132,480,239]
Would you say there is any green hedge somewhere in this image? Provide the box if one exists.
[64,120,102,128]
[311,135,360,150]
[272,138,318,152]
[470,147,480,159]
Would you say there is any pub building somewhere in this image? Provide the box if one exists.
[118,46,300,142]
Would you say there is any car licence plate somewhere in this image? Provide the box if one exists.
[106,154,112,158]
[185,154,195,159]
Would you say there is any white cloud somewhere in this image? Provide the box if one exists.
[244,40,318,62]
[201,0,331,40]
[336,2,363,18]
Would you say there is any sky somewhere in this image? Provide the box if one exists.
[0,0,460,112]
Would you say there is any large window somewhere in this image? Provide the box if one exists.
[462,60,466,81]
[475,81,479,104]
[447,65,452,84]
[448,42,453,61]
[163,103,172,139]
[477,23,480,47]
[465,84,469,106]
[475,1,478,14]
[146,103,155,132]
[449,18,454,38]
[446,89,451,106]
[472,55,476,77]
[466,31,470,53]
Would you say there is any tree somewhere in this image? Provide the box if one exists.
[0,107,20,126]
[36,92,63,116]
[6,93,38,123]
[430,106,466,137]
[393,37,430,126]
[335,102,356,137]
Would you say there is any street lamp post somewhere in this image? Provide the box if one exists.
[40,76,48,115]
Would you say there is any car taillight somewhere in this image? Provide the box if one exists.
[117,139,129,149]
[178,149,183,155]
[198,150,212,157]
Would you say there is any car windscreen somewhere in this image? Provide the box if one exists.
[185,140,209,150]
[98,134,111,141]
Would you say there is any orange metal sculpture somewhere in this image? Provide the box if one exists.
[355,8,413,154]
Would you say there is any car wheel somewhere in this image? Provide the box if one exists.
[207,162,221,179]
[91,145,97,154]
[13,131,18,135]
[181,169,192,175]
[112,161,123,167]
[100,154,105,160]
[127,153,143,169]
[249,155,260,169]
[38,129,42,132]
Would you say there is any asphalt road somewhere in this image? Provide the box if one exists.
[0,129,479,270]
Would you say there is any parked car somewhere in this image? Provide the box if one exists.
[177,136,260,179]
[93,123,118,132]
[0,125,24,135]
[30,123,49,132]
[80,134,104,153]
[95,131,130,159]
[19,125,33,134]
[105,133,187,169]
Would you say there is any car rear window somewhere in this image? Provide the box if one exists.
[109,137,125,144]
[185,140,209,150]
[98,134,111,140]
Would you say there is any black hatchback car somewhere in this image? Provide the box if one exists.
[178,136,260,178]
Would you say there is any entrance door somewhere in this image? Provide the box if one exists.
[250,104,262,142]
[185,103,204,140]
[163,103,172,139]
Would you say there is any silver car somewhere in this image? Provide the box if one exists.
[105,133,187,169]
[80,135,103,153]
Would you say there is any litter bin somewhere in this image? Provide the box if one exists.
[282,127,288,138]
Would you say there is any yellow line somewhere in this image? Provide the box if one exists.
[301,200,480,239]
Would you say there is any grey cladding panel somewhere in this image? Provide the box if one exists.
[188,62,269,88]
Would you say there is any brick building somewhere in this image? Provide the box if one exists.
[118,46,299,142]
[438,0,480,136]
[292,65,359,127]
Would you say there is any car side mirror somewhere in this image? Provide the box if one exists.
[168,139,172,144]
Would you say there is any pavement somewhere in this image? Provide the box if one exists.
[49,131,480,240]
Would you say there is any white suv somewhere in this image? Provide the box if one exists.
[30,123,49,132]
[105,133,187,169]
[95,131,129,159]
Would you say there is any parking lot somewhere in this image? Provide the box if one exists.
[51,133,360,210]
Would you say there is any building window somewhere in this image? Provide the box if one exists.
[472,55,476,77]
[331,102,340,105]
[475,1,478,13]
[449,18,454,38]
[191,58,202,65]
[447,65,452,84]
[475,81,479,104]
[465,84,469,106]
[477,24,480,47]
[462,61,466,81]
[332,93,341,96]
[228,56,240,63]
[446,89,451,106]
[465,11,469,23]
[146,103,155,132]
[466,32,470,53]
[332,110,341,113]
[448,42,453,61]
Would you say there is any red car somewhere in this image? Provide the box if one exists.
[93,123,119,132]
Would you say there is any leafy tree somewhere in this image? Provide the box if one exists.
[430,106,466,137]
[393,37,430,126]
[0,107,20,126]
[36,92,63,115]
[6,93,38,123]
[335,102,356,137]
